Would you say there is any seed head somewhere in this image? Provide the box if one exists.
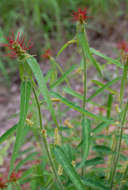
[0,177,7,189]
[117,41,128,53]
[9,171,21,182]
[41,49,52,59]
[1,32,33,58]
[72,8,88,23]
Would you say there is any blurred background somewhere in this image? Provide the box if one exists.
[0,0,128,132]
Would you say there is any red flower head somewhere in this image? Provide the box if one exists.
[9,171,22,182]
[41,49,52,59]
[0,177,7,189]
[1,32,33,58]
[117,41,128,53]
[72,8,88,23]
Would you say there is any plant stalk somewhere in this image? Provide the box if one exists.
[81,27,87,176]
[109,101,128,189]
[32,86,64,190]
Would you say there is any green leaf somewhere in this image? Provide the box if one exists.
[50,64,77,89]
[57,39,76,57]
[84,157,104,167]
[82,177,109,190]
[26,56,59,127]
[87,77,121,102]
[50,91,113,122]
[0,124,17,144]
[92,80,117,95]
[106,94,113,118]
[9,81,31,177]
[90,48,122,68]
[78,119,91,168]
[120,64,128,104]
[93,145,113,155]
[92,122,110,135]
[15,152,38,172]
[63,87,107,109]
[54,145,85,190]
[78,32,102,76]
[63,86,83,100]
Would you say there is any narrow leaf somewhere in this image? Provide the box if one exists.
[26,56,58,127]
[50,91,113,122]
[54,145,85,190]
[78,32,102,76]
[79,119,91,168]
[90,48,122,68]
[0,124,17,144]
[9,81,31,176]
[87,77,121,102]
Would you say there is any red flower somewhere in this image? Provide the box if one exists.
[1,32,33,58]
[72,8,88,23]
[117,41,128,53]
[0,177,7,189]
[9,171,21,182]
[41,49,52,59]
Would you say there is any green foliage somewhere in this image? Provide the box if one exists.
[0,1,128,189]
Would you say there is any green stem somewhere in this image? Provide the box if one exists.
[32,86,64,190]
[109,102,128,189]
[120,63,128,107]
[119,165,128,189]
[109,61,128,188]
[81,27,87,176]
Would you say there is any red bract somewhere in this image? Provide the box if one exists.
[72,8,88,23]
[41,49,52,59]
[0,177,7,189]
[117,41,128,53]
[9,171,21,182]
[1,32,33,58]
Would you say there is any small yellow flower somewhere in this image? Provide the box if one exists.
[72,160,76,167]
[54,128,61,145]
[64,119,73,129]
[26,118,34,126]
[58,165,63,176]
[115,104,121,113]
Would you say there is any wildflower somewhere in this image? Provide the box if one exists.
[117,41,128,53]
[58,165,63,176]
[54,128,61,145]
[71,160,76,167]
[41,49,52,59]
[2,32,33,58]
[26,118,34,126]
[72,8,88,23]
[64,119,73,129]
[0,178,7,189]
[9,171,21,182]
